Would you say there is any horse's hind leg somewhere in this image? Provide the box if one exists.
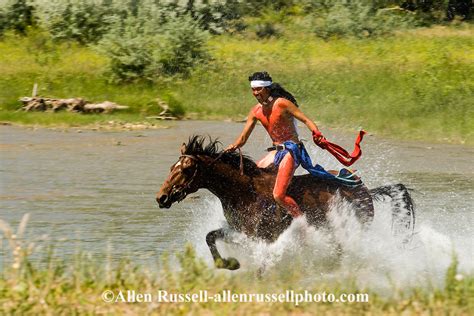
[370,183,416,243]
[390,184,416,243]
[206,229,240,270]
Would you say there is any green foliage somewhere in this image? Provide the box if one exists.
[44,1,116,44]
[97,13,209,82]
[313,0,419,39]
[176,244,214,291]
[95,16,154,82]
[179,0,243,34]
[445,252,461,297]
[159,15,210,76]
[1,0,36,35]
[0,10,7,36]
[249,9,287,38]
[0,0,469,43]
[0,21,472,143]
[161,91,186,118]
[25,29,61,66]
[255,22,281,38]
[442,251,474,307]
[243,0,298,15]
[30,0,242,42]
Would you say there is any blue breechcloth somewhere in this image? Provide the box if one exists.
[273,141,362,186]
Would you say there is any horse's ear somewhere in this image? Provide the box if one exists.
[180,143,186,154]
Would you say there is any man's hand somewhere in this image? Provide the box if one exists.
[312,130,325,145]
[225,143,239,152]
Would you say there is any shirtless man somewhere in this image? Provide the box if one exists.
[226,71,324,218]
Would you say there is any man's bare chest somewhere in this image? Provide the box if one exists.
[257,106,290,128]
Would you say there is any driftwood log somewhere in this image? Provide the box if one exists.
[19,97,129,113]
[145,98,178,120]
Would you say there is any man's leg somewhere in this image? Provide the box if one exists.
[256,151,276,168]
[273,153,303,217]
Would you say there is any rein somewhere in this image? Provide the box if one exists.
[209,148,244,176]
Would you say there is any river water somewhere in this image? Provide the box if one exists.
[1,121,472,292]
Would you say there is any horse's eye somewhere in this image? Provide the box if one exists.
[182,166,194,175]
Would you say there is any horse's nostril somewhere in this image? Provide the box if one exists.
[158,195,168,205]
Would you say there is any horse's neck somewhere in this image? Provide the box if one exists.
[201,159,255,204]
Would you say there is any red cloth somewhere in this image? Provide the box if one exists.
[313,130,366,166]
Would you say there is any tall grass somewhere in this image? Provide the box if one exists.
[0,215,473,314]
[172,25,474,143]
[0,25,473,143]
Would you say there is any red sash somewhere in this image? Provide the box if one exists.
[314,130,366,166]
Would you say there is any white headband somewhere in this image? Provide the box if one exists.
[250,80,272,88]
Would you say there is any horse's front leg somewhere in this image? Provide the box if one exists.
[206,229,240,270]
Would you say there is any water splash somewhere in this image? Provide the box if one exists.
[185,191,471,294]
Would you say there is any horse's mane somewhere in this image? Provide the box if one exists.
[183,135,262,176]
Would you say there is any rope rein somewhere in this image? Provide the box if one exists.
[238,148,243,176]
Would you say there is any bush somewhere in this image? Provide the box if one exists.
[446,0,473,20]
[179,0,243,34]
[95,15,154,82]
[161,92,186,118]
[1,0,36,35]
[313,0,419,39]
[245,9,287,38]
[40,0,117,44]
[0,10,6,36]
[158,15,210,75]
[242,0,298,16]
[96,14,209,82]
[255,22,281,38]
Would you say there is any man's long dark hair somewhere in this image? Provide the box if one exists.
[248,71,299,107]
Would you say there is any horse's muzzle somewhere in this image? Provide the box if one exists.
[157,194,172,209]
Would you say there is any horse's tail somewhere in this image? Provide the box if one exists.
[370,183,416,243]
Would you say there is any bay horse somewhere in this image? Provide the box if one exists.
[156,136,415,270]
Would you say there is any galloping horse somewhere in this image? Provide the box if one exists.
[157,136,415,270]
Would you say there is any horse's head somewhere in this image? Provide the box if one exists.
[156,135,260,208]
[156,143,202,208]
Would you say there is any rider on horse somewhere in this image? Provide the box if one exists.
[226,71,325,218]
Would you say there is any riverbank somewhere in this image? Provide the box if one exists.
[0,112,171,131]
[1,25,472,144]
[0,240,472,315]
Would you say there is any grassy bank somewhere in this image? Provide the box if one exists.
[0,25,473,143]
[1,241,472,315]
[0,215,472,315]
[0,112,168,130]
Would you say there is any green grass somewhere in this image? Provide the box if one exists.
[1,213,472,314]
[1,242,472,315]
[0,25,473,143]
[1,212,473,315]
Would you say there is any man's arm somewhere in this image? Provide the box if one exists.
[281,99,322,137]
[226,108,258,151]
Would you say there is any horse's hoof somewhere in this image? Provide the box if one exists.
[215,257,240,270]
[225,257,240,270]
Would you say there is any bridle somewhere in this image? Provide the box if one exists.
[168,154,201,203]
[169,149,244,203]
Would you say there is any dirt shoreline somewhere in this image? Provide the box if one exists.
[0,120,171,131]
[1,119,472,146]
